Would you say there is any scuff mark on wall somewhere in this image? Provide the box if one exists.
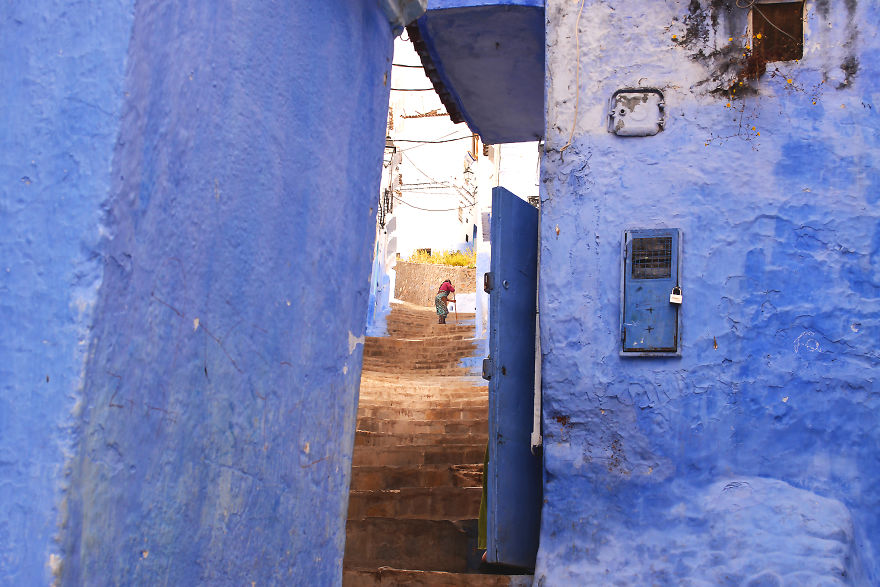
[349,331,366,354]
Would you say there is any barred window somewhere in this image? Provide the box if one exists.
[632,237,672,279]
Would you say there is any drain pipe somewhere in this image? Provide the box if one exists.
[531,146,543,453]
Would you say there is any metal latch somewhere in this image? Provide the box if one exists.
[483,272,494,293]
[482,357,492,380]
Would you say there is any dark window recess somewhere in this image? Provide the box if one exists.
[632,237,672,279]
[752,2,804,63]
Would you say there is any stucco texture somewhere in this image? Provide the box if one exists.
[0,3,136,584]
[1,1,397,585]
[538,0,880,584]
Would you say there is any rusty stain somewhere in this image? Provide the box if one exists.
[555,224,560,236]
[555,415,569,426]
[713,336,718,350]
[607,438,625,474]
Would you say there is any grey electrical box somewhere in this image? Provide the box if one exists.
[608,89,666,137]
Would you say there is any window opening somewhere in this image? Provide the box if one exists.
[751,1,804,63]
[631,237,672,279]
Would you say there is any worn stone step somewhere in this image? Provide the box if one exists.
[356,401,486,412]
[356,399,487,414]
[347,486,482,520]
[354,417,488,436]
[356,406,487,421]
[355,431,487,448]
[359,380,487,395]
[356,395,485,408]
[362,363,476,375]
[350,464,483,491]
[362,366,476,377]
[343,568,532,586]
[352,445,485,467]
[358,387,486,399]
[365,337,476,349]
[344,518,473,573]
[358,382,485,394]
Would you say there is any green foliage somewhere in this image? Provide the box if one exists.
[407,248,476,268]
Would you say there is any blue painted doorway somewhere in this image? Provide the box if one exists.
[485,186,542,568]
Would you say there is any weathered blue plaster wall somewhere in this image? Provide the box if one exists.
[0,3,135,584]
[1,1,399,585]
[59,3,395,584]
[538,0,880,583]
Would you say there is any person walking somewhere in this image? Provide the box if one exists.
[435,279,455,324]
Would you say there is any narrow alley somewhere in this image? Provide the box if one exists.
[342,302,527,586]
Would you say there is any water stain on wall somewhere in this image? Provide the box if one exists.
[672,0,860,97]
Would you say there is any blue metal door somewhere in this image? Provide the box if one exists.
[621,228,681,354]
[486,186,541,568]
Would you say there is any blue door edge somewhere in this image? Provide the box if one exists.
[486,186,543,569]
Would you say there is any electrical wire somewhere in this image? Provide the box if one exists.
[402,152,444,185]
[401,153,476,206]
[392,195,469,212]
[736,0,802,43]
[561,0,587,154]
[752,5,801,43]
[392,63,424,68]
[392,136,472,144]
[396,129,473,152]
[391,88,436,91]
[400,184,453,190]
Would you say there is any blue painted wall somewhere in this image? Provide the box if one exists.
[538,0,880,583]
[2,1,398,584]
[0,3,135,584]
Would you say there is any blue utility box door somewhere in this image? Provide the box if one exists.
[486,186,542,568]
[621,228,682,355]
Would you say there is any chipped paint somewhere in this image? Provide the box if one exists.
[349,331,366,354]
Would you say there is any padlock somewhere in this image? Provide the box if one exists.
[669,286,682,304]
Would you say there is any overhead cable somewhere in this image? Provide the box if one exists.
[392,136,472,144]
[392,195,473,212]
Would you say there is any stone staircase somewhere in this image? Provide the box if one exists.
[343,302,529,586]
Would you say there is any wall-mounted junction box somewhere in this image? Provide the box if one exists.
[620,228,682,356]
[608,89,666,137]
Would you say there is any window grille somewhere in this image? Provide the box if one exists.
[631,237,672,279]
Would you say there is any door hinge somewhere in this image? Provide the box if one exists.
[482,356,492,380]
[483,271,494,293]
